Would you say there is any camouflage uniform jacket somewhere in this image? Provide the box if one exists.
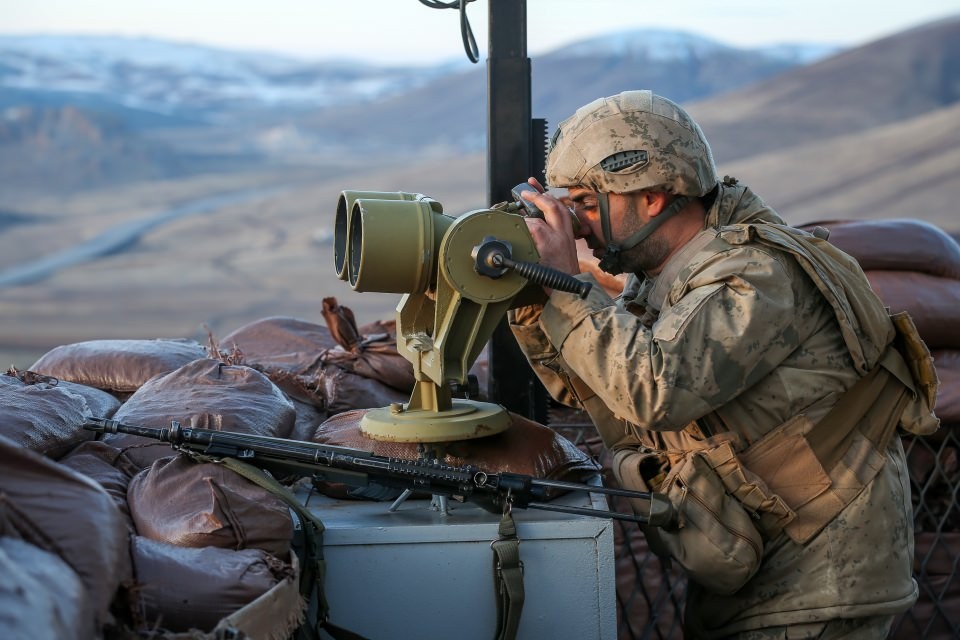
[509,182,917,636]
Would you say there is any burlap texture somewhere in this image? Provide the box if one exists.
[127,454,293,558]
[29,338,208,396]
[103,358,296,469]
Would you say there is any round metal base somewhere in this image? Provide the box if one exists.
[360,400,511,443]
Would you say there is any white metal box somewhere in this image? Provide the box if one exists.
[299,487,617,640]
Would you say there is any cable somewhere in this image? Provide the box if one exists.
[418,0,480,63]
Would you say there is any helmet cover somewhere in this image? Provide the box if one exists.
[546,90,717,197]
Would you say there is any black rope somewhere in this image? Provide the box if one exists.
[418,0,480,63]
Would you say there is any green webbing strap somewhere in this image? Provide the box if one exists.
[216,458,327,630]
[491,509,524,640]
[212,457,370,640]
[596,193,692,275]
[215,457,369,640]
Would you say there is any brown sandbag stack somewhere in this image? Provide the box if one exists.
[0,537,89,640]
[5,368,122,419]
[214,301,413,419]
[318,297,416,394]
[28,338,208,399]
[0,434,132,637]
[122,454,301,637]
[57,357,302,638]
[213,315,338,405]
[0,371,99,458]
[102,358,297,469]
[4,336,309,639]
[59,440,140,527]
[800,219,960,639]
[127,454,293,558]
[204,318,330,440]
[129,536,301,636]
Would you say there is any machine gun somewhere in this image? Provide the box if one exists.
[84,417,674,526]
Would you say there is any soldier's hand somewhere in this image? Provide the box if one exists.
[518,179,581,280]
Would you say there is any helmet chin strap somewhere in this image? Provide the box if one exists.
[597,193,692,275]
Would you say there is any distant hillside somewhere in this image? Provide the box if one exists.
[687,15,960,162]
[531,30,836,134]
[0,30,835,194]
[720,101,960,230]
[0,104,258,192]
[2,19,957,203]
[296,29,832,153]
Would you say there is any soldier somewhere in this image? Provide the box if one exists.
[509,90,938,639]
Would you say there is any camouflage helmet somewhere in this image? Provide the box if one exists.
[546,90,717,197]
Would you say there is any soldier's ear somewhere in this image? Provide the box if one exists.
[644,191,672,217]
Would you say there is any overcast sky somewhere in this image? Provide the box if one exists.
[4,0,960,65]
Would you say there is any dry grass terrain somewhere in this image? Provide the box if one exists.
[719,102,960,227]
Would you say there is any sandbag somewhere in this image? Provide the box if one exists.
[0,372,95,458]
[217,315,338,370]
[130,535,295,634]
[59,379,122,418]
[800,219,960,279]
[319,297,416,392]
[59,440,141,525]
[127,454,293,558]
[213,310,413,415]
[103,358,297,469]
[288,397,327,441]
[315,366,409,416]
[0,434,132,629]
[215,316,337,405]
[29,338,208,397]
[151,555,306,640]
[0,537,89,640]
[6,368,122,419]
[865,271,960,350]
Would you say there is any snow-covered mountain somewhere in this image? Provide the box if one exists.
[0,34,458,117]
[0,32,838,120]
[550,29,839,64]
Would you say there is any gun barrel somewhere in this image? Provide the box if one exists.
[84,417,172,441]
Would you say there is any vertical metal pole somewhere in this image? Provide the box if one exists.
[486,0,530,205]
[485,0,548,422]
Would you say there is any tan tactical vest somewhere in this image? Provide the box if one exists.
[588,219,939,545]
[696,222,938,543]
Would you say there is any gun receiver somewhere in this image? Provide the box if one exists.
[84,417,673,526]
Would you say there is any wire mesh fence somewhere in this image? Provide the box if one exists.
[892,430,960,639]
[551,407,960,640]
